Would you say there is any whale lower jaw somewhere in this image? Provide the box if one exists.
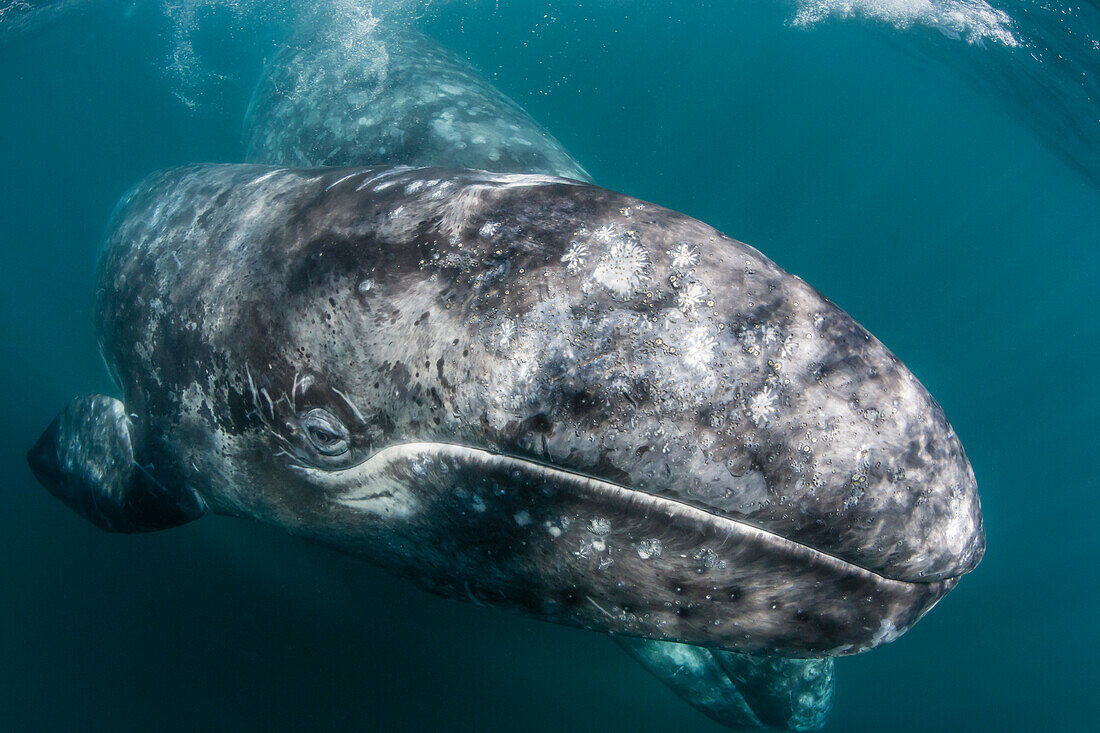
[291,441,957,657]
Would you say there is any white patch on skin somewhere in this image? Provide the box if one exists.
[561,241,589,273]
[762,324,783,347]
[669,242,699,271]
[592,238,649,299]
[354,166,415,192]
[465,171,577,190]
[479,220,500,238]
[747,385,780,426]
[694,547,727,569]
[589,517,612,535]
[593,223,617,242]
[249,169,288,187]
[636,537,663,559]
[372,178,400,192]
[867,619,903,648]
[496,318,516,348]
[325,172,361,191]
[683,326,716,370]
[677,281,708,313]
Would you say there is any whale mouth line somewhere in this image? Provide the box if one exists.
[306,441,948,588]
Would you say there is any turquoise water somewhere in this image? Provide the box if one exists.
[1,1,1096,730]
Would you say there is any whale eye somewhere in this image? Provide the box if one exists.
[301,408,350,456]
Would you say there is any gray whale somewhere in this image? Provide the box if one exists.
[29,164,983,661]
[241,23,841,728]
[244,27,589,182]
[27,21,983,730]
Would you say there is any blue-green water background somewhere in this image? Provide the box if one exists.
[1,1,1096,730]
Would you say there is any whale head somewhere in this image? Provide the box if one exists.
[28,164,984,658]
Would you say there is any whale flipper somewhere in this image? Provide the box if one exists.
[27,395,205,532]
[616,637,833,730]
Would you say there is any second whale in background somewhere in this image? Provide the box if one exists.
[244,24,589,182]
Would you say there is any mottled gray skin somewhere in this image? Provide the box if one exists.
[242,23,829,727]
[243,28,589,182]
[29,164,982,663]
[617,637,832,731]
[243,22,829,728]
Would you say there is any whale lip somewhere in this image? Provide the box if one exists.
[303,441,968,587]
[291,440,960,656]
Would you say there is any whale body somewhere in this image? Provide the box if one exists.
[244,27,589,182]
[29,164,983,665]
[241,24,842,728]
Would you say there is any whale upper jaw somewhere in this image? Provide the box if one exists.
[307,441,952,581]
[289,441,965,658]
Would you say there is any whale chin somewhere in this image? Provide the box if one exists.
[285,441,960,658]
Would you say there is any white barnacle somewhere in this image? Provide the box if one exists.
[677,281,708,313]
[669,242,699,271]
[778,335,799,361]
[561,240,590,274]
[479,220,501,239]
[497,318,517,348]
[589,517,612,536]
[636,537,663,560]
[693,548,727,569]
[762,324,783,347]
[592,238,649,299]
[853,443,872,483]
[747,384,779,426]
[593,223,618,242]
[683,326,717,370]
